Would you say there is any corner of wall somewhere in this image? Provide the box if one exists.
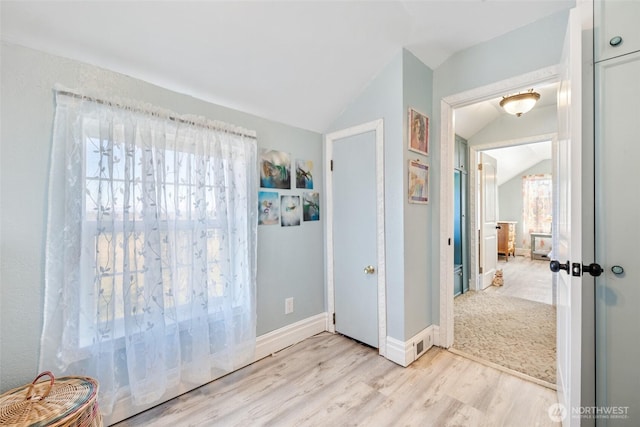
[386,325,435,367]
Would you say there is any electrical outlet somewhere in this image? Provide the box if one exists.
[285,297,294,314]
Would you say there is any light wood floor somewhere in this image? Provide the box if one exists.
[113,333,559,427]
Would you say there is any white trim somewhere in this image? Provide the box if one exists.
[439,68,560,349]
[325,119,387,357]
[432,325,441,347]
[385,326,435,367]
[254,313,328,361]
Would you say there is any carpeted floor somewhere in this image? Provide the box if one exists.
[452,290,556,384]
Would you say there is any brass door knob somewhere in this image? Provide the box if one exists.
[363,265,376,275]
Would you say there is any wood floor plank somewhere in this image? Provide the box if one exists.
[113,333,560,427]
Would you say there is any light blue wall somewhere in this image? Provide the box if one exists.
[498,159,552,250]
[402,50,433,338]
[430,10,570,321]
[0,42,324,392]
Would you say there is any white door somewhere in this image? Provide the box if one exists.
[595,50,640,425]
[327,121,384,349]
[553,7,583,425]
[479,152,498,290]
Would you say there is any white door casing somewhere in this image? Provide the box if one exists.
[438,66,560,348]
[554,7,583,425]
[325,120,386,355]
[479,152,498,290]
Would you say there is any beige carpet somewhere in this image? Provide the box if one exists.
[452,291,556,384]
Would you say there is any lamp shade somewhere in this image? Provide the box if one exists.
[499,91,540,117]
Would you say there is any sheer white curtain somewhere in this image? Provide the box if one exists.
[40,90,258,416]
[522,173,552,248]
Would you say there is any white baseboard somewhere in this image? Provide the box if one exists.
[385,325,435,367]
[432,325,441,347]
[254,312,328,361]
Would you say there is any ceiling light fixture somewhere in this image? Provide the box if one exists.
[499,89,541,117]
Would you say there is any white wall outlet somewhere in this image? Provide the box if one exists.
[285,297,294,314]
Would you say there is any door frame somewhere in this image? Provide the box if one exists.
[325,119,386,356]
[438,66,559,348]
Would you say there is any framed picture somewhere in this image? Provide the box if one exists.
[260,149,291,189]
[258,191,280,225]
[280,195,301,227]
[408,108,429,156]
[408,160,429,204]
[295,159,314,189]
[302,192,320,221]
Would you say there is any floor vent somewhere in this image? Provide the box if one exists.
[416,340,424,356]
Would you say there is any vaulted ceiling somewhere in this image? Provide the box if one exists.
[1,1,574,133]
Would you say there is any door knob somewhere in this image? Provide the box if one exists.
[582,263,603,277]
[550,260,570,275]
[363,265,376,275]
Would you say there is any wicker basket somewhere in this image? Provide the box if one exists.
[0,371,102,426]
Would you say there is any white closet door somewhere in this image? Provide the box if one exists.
[595,50,640,423]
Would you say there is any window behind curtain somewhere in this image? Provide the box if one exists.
[522,173,552,249]
[40,90,258,420]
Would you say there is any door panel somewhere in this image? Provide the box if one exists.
[595,51,640,424]
[480,152,498,290]
[333,130,378,348]
[554,8,583,425]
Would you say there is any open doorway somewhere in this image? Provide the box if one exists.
[444,79,559,388]
[480,141,554,305]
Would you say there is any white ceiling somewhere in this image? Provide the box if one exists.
[1,1,574,133]
[484,140,553,186]
[454,81,557,186]
[454,82,559,141]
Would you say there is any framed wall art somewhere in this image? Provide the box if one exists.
[408,159,429,204]
[408,107,429,156]
[260,149,291,189]
[258,191,280,225]
[280,195,301,226]
[302,192,320,221]
[295,159,314,189]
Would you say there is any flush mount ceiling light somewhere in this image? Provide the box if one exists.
[499,90,541,117]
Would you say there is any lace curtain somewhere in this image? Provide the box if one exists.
[40,90,258,416]
[522,173,552,248]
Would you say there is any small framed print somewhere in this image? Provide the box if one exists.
[408,160,429,204]
[408,107,429,156]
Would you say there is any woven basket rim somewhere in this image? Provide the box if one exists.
[0,372,100,426]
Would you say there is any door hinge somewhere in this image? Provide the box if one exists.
[330,160,334,171]
[333,312,336,324]
[478,163,483,171]
[479,266,483,274]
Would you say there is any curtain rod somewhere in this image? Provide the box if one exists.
[56,89,257,140]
